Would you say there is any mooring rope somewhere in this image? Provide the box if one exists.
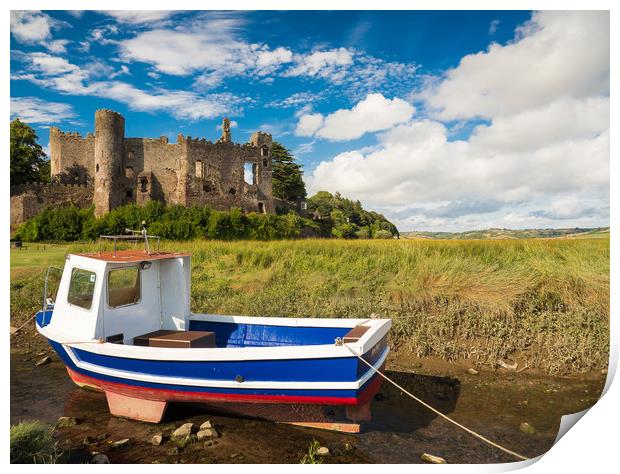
[9,313,37,339]
[345,344,529,462]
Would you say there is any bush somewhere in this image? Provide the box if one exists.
[10,421,60,464]
[15,204,320,242]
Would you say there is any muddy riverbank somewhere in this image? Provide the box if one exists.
[10,333,605,464]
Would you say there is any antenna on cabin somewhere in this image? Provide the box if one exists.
[142,221,151,255]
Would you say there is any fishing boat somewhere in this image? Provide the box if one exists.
[35,233,391,431]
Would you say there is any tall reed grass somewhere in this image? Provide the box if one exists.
[11,238,609,375]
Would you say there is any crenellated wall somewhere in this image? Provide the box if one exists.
[11,109,276,226]
[10,182,94,229]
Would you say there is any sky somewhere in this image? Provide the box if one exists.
[9,10,610,232]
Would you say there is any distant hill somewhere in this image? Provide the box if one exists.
[400,227,610,240]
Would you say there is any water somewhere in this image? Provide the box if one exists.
[10,349,604,464]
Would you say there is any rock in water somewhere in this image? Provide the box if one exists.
[520,422,536,435]
[56,416,77,428]
[316,446,330,456]
[111,438,130,449]
[91,454,110,464]
[467,368,479,375]
[151,432,164,446]
[171,423,194,440]
[35,356,52,366]
[421,453,447,464]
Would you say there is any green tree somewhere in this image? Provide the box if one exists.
[10,119,50,185]
[271,142,307,202]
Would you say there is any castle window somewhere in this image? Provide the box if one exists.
[262,159,268,167]
[258,202,265,214]
[126,189,133,198]
[125,167,133,178]
[261,146,269,157]
[228,187,236,195]
[127,151,134,161]
[243,163,255,185]
[139,177,148,193]
[195,160,203,178]
[203,183,212,193]
[96,163,99,173]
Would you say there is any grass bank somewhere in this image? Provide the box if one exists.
[10,238,609,375]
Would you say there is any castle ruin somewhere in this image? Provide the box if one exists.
[11,109,276,227]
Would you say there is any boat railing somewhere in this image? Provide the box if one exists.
[42,266,62,313]
[99,223,160,256]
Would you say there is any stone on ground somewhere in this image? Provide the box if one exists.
[35,356,52,366]
[111,438,130,449]
[199,420,213,430]
[421,453,447,464]
[151,432,164,446]
[467,368,479,375]
[91,454,110,464]
[520,422,536,435]
[197,428,220,440]
[316,446,330,456]
[171,423,194,440]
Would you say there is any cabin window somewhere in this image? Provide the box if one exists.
[67,268,97,310]
[108,267,141,308]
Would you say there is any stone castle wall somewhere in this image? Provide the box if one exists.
[11,109,276,226]
[10,183,94,229]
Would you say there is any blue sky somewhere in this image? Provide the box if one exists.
[10,10,609,231]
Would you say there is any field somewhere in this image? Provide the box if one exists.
[401,226,610,240]
[10,237,609,375]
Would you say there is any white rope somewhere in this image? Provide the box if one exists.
[345,344,529,462]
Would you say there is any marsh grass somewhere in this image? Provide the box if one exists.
[10,238,609,375]
[300,439,324,464]
[10,421,60,464]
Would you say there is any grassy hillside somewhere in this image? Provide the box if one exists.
[11,238,609,375]
[401,227,610,240]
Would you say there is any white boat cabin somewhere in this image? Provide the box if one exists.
[48,250,191,344]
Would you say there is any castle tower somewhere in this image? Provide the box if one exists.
[250,131,274,213]
[49,127,62,178]
[220,118,232,143]
[93,109,125,216]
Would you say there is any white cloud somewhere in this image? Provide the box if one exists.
[268,92,323,109]
[12,52,244,120]
[10,11,70,53]
[295,113,324,137]
[296,94,415,141]
[306,12,609,231]
[99,11,179,25]
[10,96,77,124]
[286,48,353,80]
[422,11,609,121]
[116,19,416,96]
[11,11,54,43]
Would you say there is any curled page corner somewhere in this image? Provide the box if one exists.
[554,408,590,445]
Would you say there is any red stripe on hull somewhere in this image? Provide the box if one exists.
[66,366,384,406]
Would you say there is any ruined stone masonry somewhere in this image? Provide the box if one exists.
[11,109,275,227]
